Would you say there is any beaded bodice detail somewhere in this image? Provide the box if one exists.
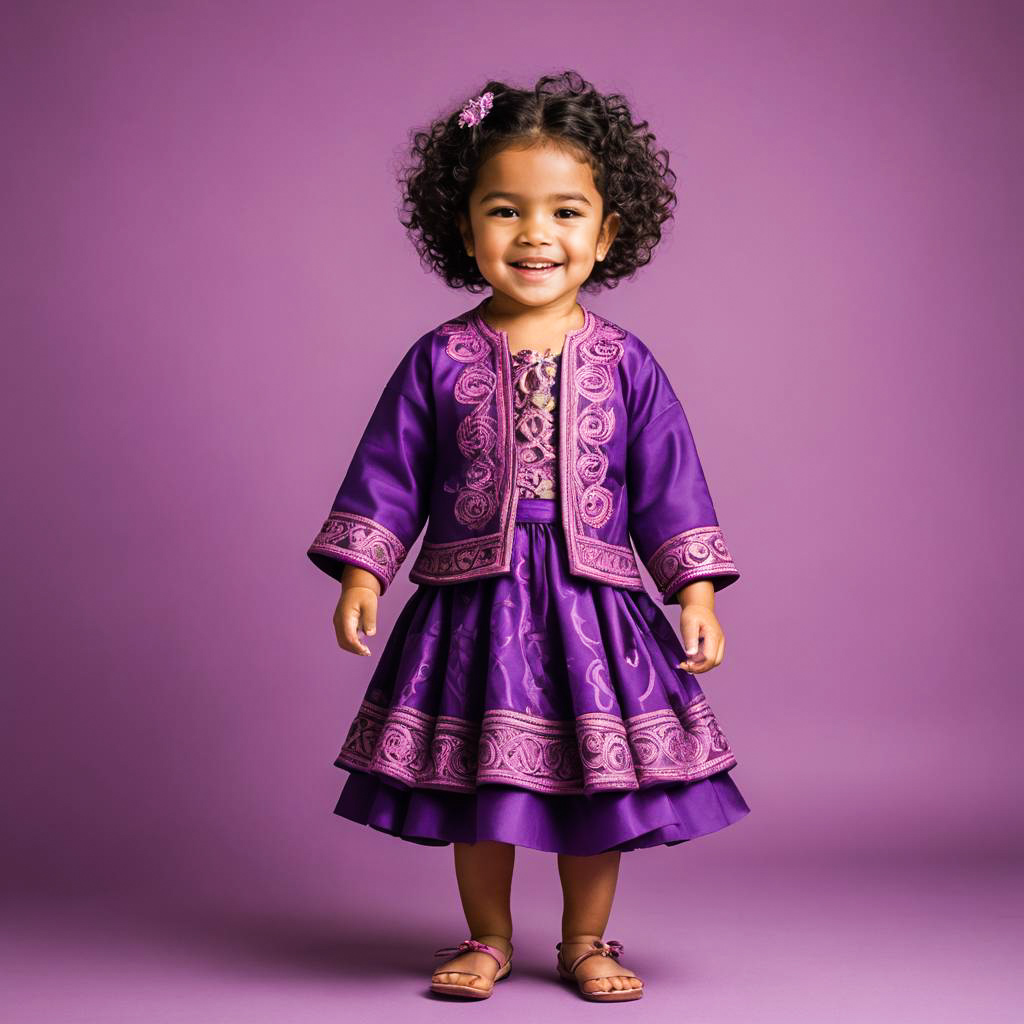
[511,347,561,501]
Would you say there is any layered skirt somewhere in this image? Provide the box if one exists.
[332,498,751,855]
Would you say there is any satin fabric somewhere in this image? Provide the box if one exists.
[330,499,750,855]
[307,301,740,601]
[334,769,750,855]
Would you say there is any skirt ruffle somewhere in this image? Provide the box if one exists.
[335,767,750,855]
[329,498,750,855]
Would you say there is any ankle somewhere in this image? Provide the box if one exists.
[472,932,512,953]
[561,933,603,945]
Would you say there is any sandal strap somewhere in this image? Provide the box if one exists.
[433,937,511,970]
[558,938,626,974]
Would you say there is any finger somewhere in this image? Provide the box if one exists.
[680,615,702,659]
[677,614,708,669]
[361,602,377,638]
[678,648,707,670]
[701,627,720,666]
[690,645,710,672]
[343,603,371,656]
[713,633,726,667]
[692,630,723,672]
[697,627,720,670]
[337,606,354,647]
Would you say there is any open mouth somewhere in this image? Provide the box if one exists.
[509,260,562,278]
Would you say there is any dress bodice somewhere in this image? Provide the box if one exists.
[511,348,561,501]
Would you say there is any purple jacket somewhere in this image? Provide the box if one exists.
[307,299,739,603]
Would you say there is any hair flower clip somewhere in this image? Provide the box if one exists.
[458,91,494,128]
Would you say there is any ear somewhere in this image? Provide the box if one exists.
[596,211,621,262]
[456,211,474,256]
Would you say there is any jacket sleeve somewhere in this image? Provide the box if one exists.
[626,351,739,604]
[306,335,435,595]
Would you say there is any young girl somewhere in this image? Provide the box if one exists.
[307,69,750,1003]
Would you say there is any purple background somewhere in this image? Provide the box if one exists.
[3,1,1021,1020]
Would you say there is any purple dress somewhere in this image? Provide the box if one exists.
[332,346,750,855]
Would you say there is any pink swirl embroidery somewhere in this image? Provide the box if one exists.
[335,693,737,795]
[649,525,738,598]
[443,322,499,529]
[415,304,646,591]
[573,328,624,529]
[308,511,406,589]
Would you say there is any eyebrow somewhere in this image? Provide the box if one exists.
[478,190,593,207]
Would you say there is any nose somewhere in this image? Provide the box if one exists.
[516,209,553,246]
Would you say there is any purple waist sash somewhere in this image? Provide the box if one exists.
[515,498,559,524]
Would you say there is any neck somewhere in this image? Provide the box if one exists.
[481,294,584,347]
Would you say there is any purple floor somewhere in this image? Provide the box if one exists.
[5,856,1019,1022]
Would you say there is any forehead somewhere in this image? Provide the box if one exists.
[472,142,598,198]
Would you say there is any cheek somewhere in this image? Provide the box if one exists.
[478,243,507,266]
[475,227,507,258]
[565,228,601,260]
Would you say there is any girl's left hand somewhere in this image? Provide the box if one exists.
[677,604,725,673]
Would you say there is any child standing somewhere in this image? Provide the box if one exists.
[307,70,750,1002]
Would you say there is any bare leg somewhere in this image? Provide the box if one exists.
[431,840,515,991]
[557,850,644,994]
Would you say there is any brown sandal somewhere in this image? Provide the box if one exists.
[556,937,645,1002]
[430,938,513,999]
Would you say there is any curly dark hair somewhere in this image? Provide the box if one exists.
[397,70,678,293]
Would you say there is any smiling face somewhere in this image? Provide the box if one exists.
[457,140,620,315]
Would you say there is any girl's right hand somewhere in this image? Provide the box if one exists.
[334,566,381,656]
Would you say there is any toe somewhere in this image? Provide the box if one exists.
[582,973,642,994]
[434,970,485,988]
